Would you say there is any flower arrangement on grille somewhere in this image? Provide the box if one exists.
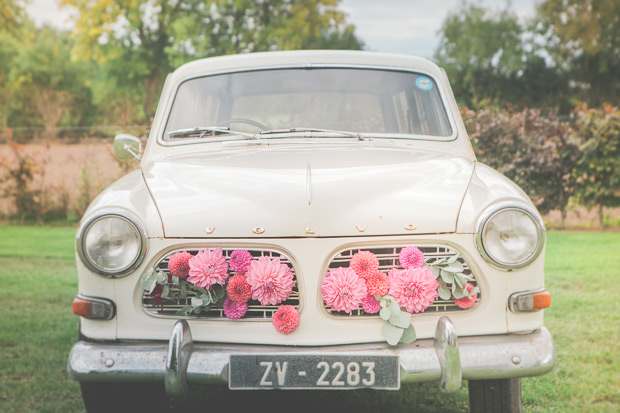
[321,246,479,346]
[140,248,300,335]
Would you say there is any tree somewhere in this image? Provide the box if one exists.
[8,27,94,140]
[0,0,27,36]
[434,2,569,110]
[463,106,581,227]
[573,104,620,229]
[62,0,362,121]
[535,0,620,106]
[434,3,526,107]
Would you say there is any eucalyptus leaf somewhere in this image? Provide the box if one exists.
[447,254,460,264]
[428,266,441,278]
[442,265,463,273]
[470,286,480,296]
[382,322,404,346]
[193,307,201,314]
[172,276,180,287]
[141,277,157,294]
[380,307,392,320]
[438,286,452,300]
[191,297,203,307]
[453,274,466,289]
[389,310,411,329]
[380,298,388,308]
[451,281,457,293]
[154,270,168,283]
[161,285,170,298]
[452,289,465,299]
[440,270,455,284]
[389,297,400,310]
[401,324,417,344]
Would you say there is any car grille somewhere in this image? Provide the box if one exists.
[324,245,480,316]
[142,248,299,319]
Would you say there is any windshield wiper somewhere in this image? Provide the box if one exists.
[260,127,365,140]
[167,126,259,140]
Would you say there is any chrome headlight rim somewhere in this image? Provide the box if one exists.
[476,202,545,270]
[76,209,147,278]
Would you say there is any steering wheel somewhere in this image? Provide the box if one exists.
[217,118,269,131]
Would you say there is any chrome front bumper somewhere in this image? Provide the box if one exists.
[68,317,555,395]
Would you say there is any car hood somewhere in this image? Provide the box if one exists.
[142,145,474,238]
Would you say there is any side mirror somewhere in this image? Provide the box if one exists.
[114,134,142,161]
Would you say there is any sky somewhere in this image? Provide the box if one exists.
[27,0,541,59]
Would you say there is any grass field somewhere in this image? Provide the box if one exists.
[0,226,618,412]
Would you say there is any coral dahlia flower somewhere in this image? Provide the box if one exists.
[229,250,253,273]
[167,251,192,278]
[365,270,390,297]
[361,295,381,314]
[226,274,253,303]
[223,297,248,319]
[272,305,300,335]
[321,267,367,313]
[453,283,478,309]
[399,246,425,269]
[187,248,229,289]
[388,267,439,314]
[246,256,294,306]
[350,251,380,279]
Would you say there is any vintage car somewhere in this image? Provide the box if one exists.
[68,50,555,412]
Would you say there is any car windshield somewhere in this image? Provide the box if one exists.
[163,68,453,141]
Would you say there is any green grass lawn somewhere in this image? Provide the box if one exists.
[0,226,618,412]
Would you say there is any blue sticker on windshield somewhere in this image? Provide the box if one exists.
[415,77,433,91]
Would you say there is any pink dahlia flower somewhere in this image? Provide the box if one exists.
[223,297,248,319]
[226,274,252,303]
[187,248,229,289]
[388,267,439,314]
[453,283,478,309]
[321,267,367,313]
[350,251,380,279]
[399,246,425,269]
[167,251,192,278]
[246,256,295,306]
[361,295,381,314]
[229,250,252,273]
[365,270,390,297]
[272,305,300,335]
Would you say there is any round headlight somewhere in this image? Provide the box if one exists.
[477,205,545,269]
[78,214,146,276]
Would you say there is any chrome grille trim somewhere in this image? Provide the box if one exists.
[324,245,480,316]
[142,248,299,319]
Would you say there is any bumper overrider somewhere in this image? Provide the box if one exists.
[68,317,555,395]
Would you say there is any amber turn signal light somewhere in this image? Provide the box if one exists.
[72,295,116,320]
[509,289,551,313]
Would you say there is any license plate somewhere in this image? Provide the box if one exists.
[229,354,400,390]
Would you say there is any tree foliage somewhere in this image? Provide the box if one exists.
[463,106,580,227]
[535,0,620,106]
[7,27,94,139]
[573,104,620,227]
[0,0,27,36]
[435,4,528,107]
[62,0,362,118]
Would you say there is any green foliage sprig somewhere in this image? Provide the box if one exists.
[140,269,226,316]
[426,254,478,300]
[378,296,416,346]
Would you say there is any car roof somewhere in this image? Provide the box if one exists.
[169,50,444,82]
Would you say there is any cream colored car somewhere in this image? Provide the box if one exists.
[69,50,555,412]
